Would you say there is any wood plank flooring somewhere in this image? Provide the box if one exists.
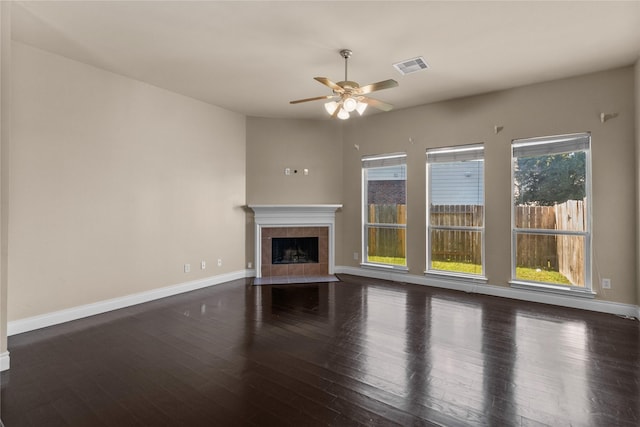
[1,274,639,426]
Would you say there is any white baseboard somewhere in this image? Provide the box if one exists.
[0,351,9,372]
[8,269,254,337]
[335,266,640,319]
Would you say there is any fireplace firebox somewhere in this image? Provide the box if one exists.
[272,237,319,265]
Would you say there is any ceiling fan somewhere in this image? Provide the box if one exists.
[290,49,399,120]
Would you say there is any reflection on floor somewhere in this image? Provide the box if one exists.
[252,274,340,285]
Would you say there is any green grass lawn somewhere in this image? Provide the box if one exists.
[431,260,482,275]
[515,266,572,285]
[368,258,573,286]
[367,256,406,266]
[431,261,572,285]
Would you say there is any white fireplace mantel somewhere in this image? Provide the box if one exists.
[249,204,342,278]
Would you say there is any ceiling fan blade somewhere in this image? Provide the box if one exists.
[314,77,343,92]
[360,96,394,112]
[357,79,399,95]
[332,103,343,119]
[290,95,336,104]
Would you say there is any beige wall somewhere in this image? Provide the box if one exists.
[245,117,344,264]
[9,42,246,321]
[0,1,11,358]
[636,59,640,307]
[338,67,636,305]
[246,118,343,205]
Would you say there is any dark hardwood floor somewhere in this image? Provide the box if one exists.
[1,274,639,426]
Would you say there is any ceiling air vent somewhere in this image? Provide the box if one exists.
[393,56,429,75]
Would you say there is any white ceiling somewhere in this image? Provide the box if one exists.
[11,1,640,120]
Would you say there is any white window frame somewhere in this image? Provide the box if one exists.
[361,153,408,271]
[426,144,486,279]
[510,132,593,296]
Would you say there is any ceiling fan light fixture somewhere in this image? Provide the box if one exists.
[356,101,367,116]
[290,49,398,119]
[342,97,357,112]
[324,101,339,115]
[337,108,350,120]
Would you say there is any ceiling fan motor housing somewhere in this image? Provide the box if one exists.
[335,81,360,93]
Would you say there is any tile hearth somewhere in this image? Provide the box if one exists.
[252,274,340,286]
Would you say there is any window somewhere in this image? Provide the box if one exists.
[511,133,591,290]
[426,144,484,276]
[362,153,407,268]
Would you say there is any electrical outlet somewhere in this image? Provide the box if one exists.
[284,168,291,175]
[201,260,206,270]
[353,252,359,260]
[217,258,222,267]
[184,264,190,273]
[602,278,611,289]
[248,262,253,269]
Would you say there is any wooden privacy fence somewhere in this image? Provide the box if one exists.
[515,205,557,269]
[430,204,483,264]
[367,204,406,258]
[515,199,586,286]
[368,201,585,285]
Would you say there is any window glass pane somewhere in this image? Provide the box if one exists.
[366,226,406,266]
[511,132,590,289]
[515,233,586,287]
[366,165,406,224]
[363,154,407,268]
[427,146,484,277]
[430,229,482,274]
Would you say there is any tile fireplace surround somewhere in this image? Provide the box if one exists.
[248,205,342,279]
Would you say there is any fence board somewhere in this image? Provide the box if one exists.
[555,199,586,286]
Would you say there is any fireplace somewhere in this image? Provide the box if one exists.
[272,237,318,265]
[248,204,342,280]
[261,227,327,277]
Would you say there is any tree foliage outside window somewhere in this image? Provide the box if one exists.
[514,152,586,206]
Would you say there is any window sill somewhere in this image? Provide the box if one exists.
[425,270,488,283]
[360,263,409,273]
[509,281,596,299]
